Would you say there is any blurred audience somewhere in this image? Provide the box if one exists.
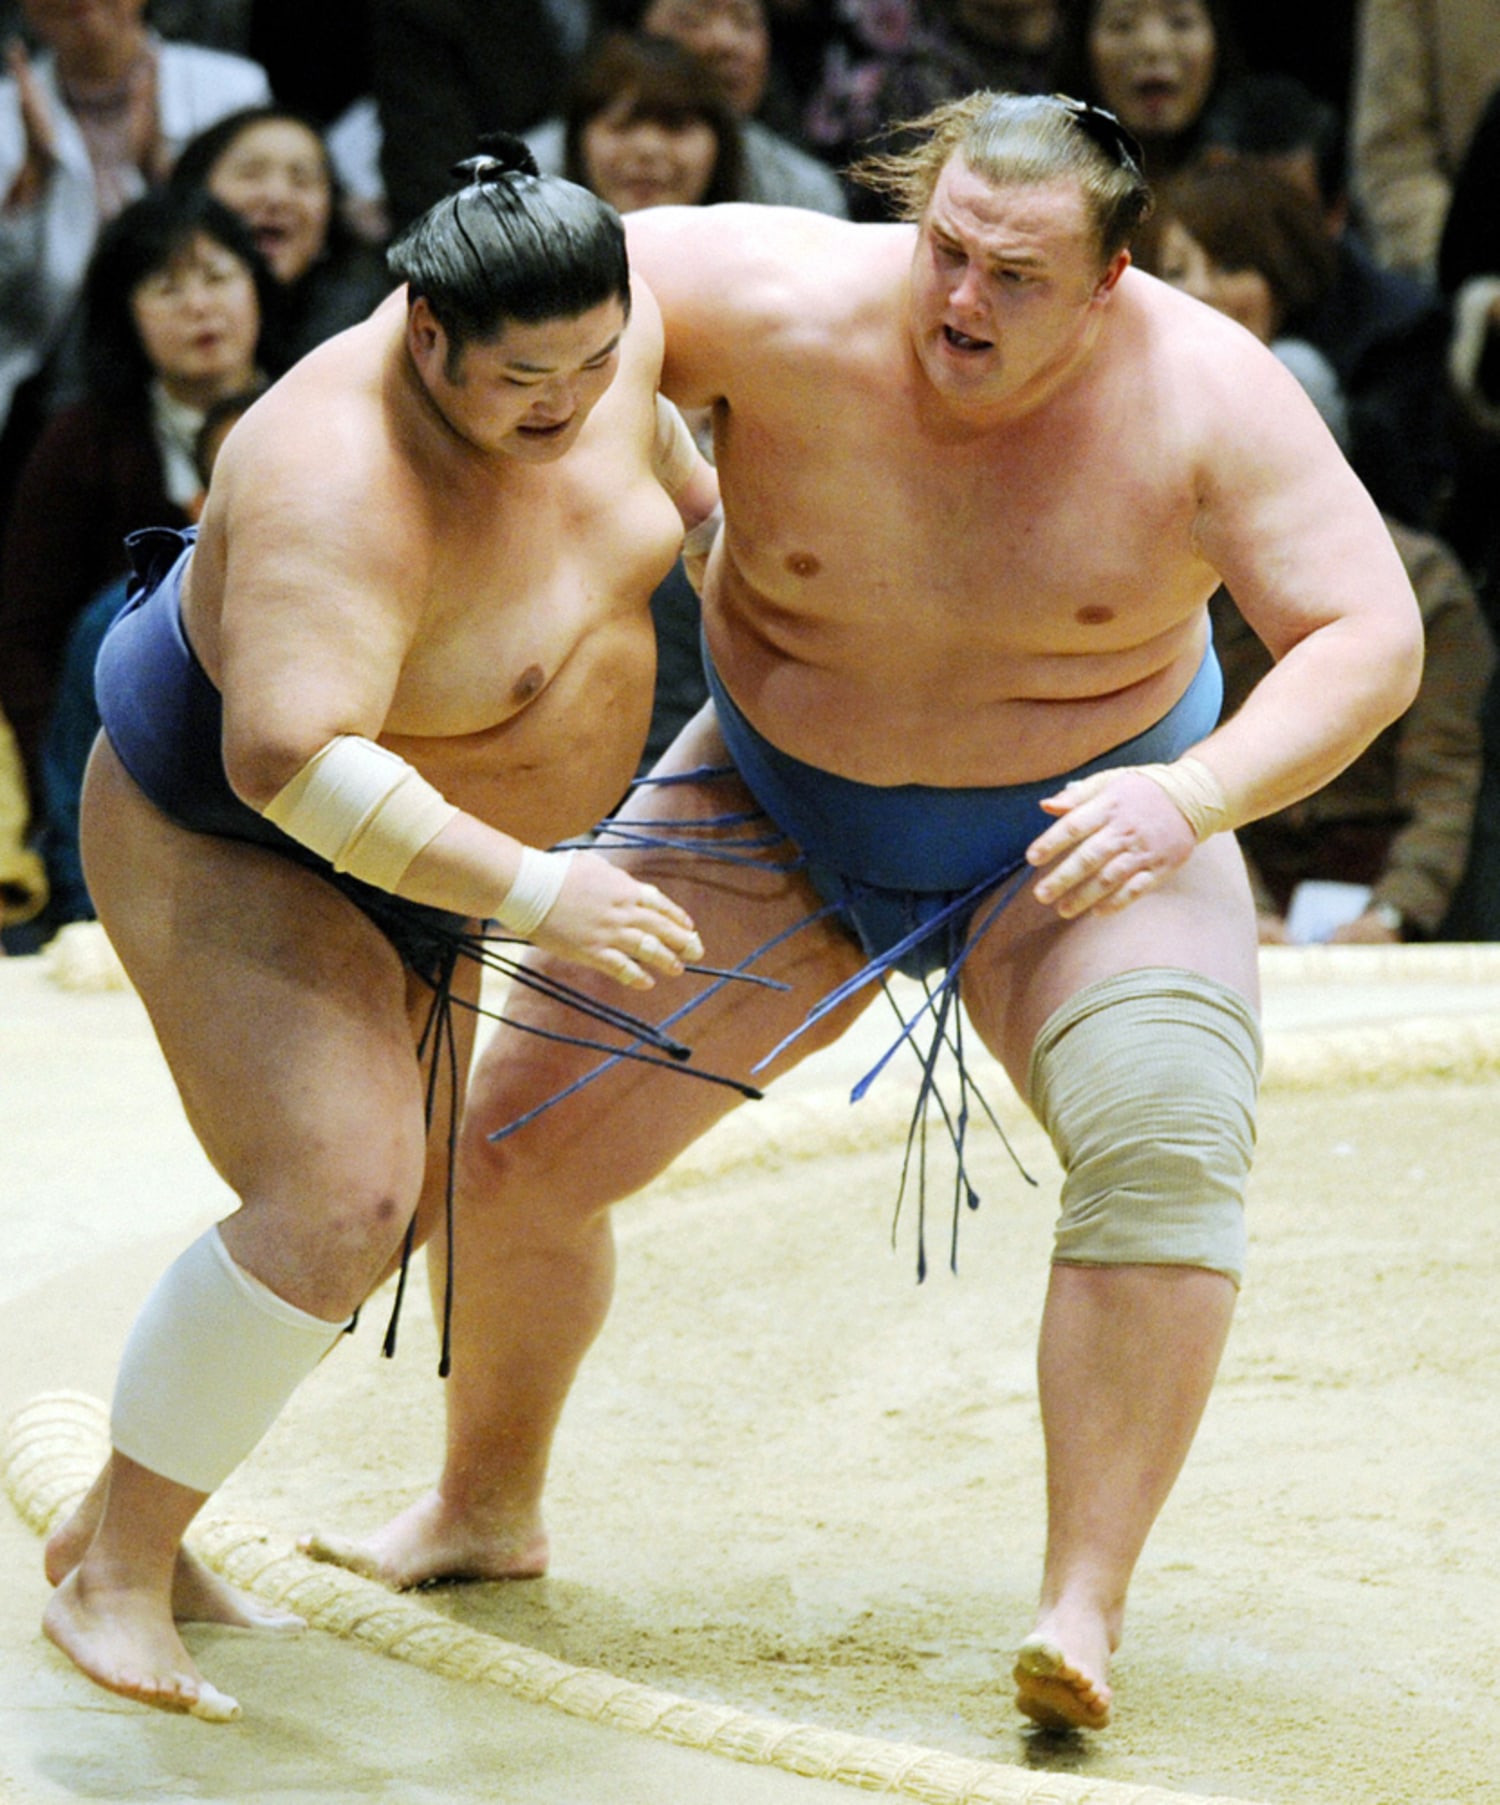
[1216,0,1355,116]
[368,0,572,235]
[1051,0,1247,182]
[1136,157,1347,442]
[36,380,265,930]
[561,30,747,210]
[169,104,390,371]
[0,699,47,942]
[0,0,270,516]
[1349,0,1500,287]
[800,0,1062,214]
[1201,72,1456,535]
[0,182,270,797]
[1437,81,1500,606]
[553,0,846,214]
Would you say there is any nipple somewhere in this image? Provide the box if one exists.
[1075,604,1114,626]
[513,662,546,702]
[785,550,821,579]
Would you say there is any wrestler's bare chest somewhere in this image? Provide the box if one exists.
[719,385,1211,664]
[384,449,681,738]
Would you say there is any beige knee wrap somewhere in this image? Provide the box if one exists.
[1027,968,1263,1286]
[111,1227,348,1494]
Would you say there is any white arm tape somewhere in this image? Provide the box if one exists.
[652,392,699,496]
[262,734,459,892]
[493,845,574,937]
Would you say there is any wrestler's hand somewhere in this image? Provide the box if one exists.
[1026,770,1198,918]
[530,850,703,988]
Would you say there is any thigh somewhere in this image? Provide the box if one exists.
[83,740,434,1237]
[462,705,873,1201]
[959,832,1261,1103]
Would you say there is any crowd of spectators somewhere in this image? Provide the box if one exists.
[4,0,1500,951]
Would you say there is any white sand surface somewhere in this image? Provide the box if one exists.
[5,944,1500,1805]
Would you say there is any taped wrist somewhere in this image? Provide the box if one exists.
[111,1227,347,1493]
[262,734,458,891]
[493,845,574,937]
[652,393,699,496]
[1121,755,1230,840]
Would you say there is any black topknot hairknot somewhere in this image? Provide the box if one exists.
[449,131,541,189]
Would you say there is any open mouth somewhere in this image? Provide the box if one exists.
[518,417,573,438]
[942,324,993,353]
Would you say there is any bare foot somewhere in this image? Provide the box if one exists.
[299,1488,548,1591]
[170,1549,304,1631]
[1013,1625,1113,1732]
[43,1568,241,1722]
[44,1478,107,1587]
[47,1499,301,1631]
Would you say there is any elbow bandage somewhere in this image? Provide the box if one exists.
[262,734,458,891]
[263,734,573,936]
[111,1227,347,1493]
[652,393,699,496]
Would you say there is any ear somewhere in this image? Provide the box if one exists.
[1094,248,1131,299]
[406,295,445,369]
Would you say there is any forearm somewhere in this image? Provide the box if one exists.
[1186,617,1423,836]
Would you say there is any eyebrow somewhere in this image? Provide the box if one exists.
[929,221,1049,272]
[505,330,624,376]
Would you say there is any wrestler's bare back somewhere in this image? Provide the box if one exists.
[180,284,685,848]
[628,200,1403,790]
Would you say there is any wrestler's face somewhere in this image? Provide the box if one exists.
[411,298,629,461]
[1088,0,1217,145]
[908,157,1127,416]
[130,232,262,408]
[207,117,335,286]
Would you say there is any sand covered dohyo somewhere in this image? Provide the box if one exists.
[4,947,1499,1804]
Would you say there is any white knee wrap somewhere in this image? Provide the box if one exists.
[111,1227,347,1494]
[1027,969,1262,1286]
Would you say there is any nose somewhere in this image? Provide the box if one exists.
[530,374,580,421]
[948,261,988,317]
[1130,12,1175,56]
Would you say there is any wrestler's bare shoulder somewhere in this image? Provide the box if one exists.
[1118,270,1328,455]
[628,205,907,388]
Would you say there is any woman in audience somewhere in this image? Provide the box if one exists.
[1135,156,1346,438]
[168,104,391,374]
[562,30,746,213]
[0,0,269,510]
[0,183,270,798]
[1052,0,1246,181]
